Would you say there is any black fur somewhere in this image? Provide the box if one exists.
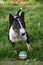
[11,42,15,50]
[12,18,21,30]
[9,9,30,50]
[20,12,25,28]
[9,14,14,26]
[26,32,30,44]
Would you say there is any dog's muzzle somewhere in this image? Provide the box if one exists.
[20,28,26,36]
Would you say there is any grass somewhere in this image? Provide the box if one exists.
[0,1,43,62]
[0,59,43,65]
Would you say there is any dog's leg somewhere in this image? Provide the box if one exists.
[11,42,15,50]
[11,42,17,53]
[26,32,32,51]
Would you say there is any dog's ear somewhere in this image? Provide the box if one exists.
[21,12,26,28]
[21,12,24,22]
[9,14,14,25]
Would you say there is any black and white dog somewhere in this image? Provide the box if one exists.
[8,9,31,51]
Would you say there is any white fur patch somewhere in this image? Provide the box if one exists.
[18,19,23,28]
[14,16,17,18]
[9,26,27,42]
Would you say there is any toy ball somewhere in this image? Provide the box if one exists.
[19,51,27,59]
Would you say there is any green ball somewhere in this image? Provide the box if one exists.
[19,51,27,59]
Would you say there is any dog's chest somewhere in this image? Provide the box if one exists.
[9,26,27,42]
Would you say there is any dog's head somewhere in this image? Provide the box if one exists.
[9,9,26,36]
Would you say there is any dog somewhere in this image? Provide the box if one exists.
[8,9,31,51]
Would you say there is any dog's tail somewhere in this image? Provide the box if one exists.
[16,7,22,16]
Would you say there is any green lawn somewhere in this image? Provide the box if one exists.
[0,1,43,62]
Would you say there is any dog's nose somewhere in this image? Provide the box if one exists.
[21,33,25,36]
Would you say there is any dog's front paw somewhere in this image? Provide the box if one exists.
[26,44,32,51]
[13,50,17,54]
